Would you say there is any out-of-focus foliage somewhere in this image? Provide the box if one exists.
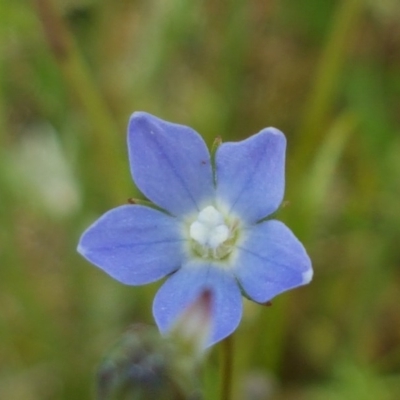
[1,0,400,399]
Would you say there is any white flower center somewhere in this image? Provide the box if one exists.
[189,205,237,260]
[190,206,229,249]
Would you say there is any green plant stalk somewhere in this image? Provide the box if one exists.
[300,111,358,230]
[31,0,130,203]
[216,0,249,135]
[0,51,6,147]
[220,334,234,400]
[296,0,363,167]
[125,0,200,115]
[203,352,219,400]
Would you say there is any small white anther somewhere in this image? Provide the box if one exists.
[190,206,229,250]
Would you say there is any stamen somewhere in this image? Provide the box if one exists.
[189,206,235,259]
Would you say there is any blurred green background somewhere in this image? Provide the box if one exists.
[1,0,400,399]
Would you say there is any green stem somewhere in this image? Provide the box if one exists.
[220,334,234,400]
[296,0,363,167]
[31,0,131,203]
[0,56,6,148]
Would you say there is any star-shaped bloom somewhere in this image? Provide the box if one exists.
[78,112,312,346]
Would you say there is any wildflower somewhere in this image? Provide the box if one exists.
[78,112,312,346]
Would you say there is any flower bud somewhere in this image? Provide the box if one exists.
[96,324,202,400]
[170,289,213,358]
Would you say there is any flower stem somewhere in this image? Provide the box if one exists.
[220,334,234,400]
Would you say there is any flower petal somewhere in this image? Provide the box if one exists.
[153,263,242,346]
[233,220,312,303]
[128,112,214,217]
[77,205,186,285]
[215,128,286,223]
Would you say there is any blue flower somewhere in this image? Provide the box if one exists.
[78,112,312,346]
